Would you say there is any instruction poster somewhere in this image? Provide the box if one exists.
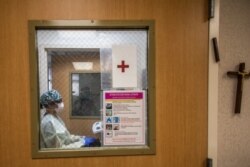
[103,90,146,146]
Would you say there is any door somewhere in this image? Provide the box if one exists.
[0,0,208,166]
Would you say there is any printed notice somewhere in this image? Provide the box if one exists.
[103,90,146,146]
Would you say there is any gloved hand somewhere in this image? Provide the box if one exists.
[82,137,101,147]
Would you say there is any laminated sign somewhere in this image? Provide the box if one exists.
[112,45,137,88]
[103,90,146,146]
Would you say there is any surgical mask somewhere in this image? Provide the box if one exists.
[55,102,64,113]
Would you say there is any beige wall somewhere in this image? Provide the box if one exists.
[219,0,250,166]
[0,0,208,166]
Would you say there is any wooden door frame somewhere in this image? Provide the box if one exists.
[208,0,220,167]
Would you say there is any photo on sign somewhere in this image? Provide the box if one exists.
[106,131,113,137]
[106,109,112,116]
[113,124,120,130]
[106,124,112,130]
[113,117,120,123]
[106,103,112,109]
[106,117,112,123]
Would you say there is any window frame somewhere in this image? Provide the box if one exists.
[29,20,156,158]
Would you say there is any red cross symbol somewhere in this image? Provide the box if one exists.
[117,60,129,73]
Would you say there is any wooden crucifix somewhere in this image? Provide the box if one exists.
[227,62,250,114]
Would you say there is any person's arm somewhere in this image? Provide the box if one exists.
[41,122,62,148]
[70,134,81,142]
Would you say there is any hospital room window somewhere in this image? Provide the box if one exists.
[29,20,155,158]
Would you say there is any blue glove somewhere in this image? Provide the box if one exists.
[82,137,101,147]
[84,137,96,146]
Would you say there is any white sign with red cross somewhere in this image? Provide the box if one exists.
[112,44,137,88]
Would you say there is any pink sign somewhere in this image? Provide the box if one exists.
[105,92,143,99]
[103,90,146,146]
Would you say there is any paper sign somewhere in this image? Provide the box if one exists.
[103,90,146,146]
[112,45,137,88]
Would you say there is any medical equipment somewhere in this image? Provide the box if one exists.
[92,121,103,134]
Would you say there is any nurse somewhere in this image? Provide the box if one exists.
[40,89,100,148]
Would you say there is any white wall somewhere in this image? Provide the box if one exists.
[218,0,250,166]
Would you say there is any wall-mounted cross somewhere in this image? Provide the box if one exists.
[227,62,250,114]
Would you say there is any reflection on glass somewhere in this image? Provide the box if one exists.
[71,73,101,117]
